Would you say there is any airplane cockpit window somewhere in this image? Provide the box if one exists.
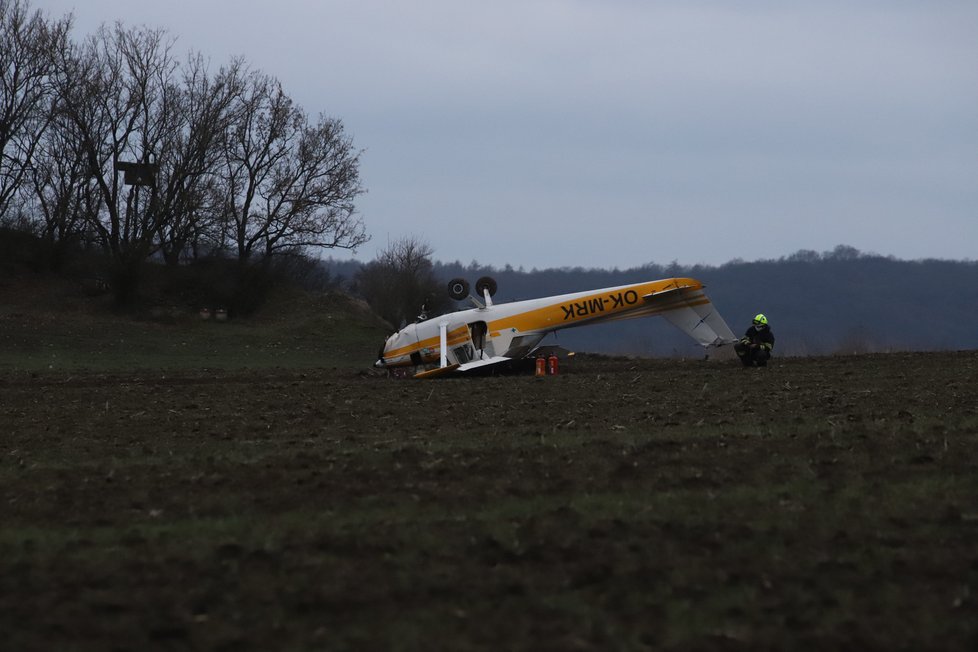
[454,345,473,363]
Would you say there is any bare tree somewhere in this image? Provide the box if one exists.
[220,72,367,264]
[25,101,95,268]
[155,55,245,265]
[356,236,449,328]
[0,0,70,220]
[52,24,247,300]
[50,23,178,299]
[5,6,369,303]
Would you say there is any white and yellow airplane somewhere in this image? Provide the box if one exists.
[375,276,737,378]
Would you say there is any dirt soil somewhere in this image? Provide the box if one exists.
[2,351,978,651]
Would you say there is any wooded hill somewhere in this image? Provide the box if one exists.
[328,246,978,357]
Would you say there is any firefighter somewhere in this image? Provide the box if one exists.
[735,313,775,367]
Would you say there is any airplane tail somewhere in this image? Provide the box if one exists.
[660,288,738,348]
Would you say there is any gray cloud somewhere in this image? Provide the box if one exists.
[41,0,978,267]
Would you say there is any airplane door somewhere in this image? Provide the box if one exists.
[468,321,494,359]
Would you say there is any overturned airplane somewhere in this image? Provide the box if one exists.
[375,276,737,378]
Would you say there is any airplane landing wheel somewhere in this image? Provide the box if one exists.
[447,278,470,300]
[475,276,497,298]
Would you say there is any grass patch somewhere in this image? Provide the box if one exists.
[2,279,978,650]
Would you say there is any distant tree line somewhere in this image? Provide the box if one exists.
[332,244,978,356]
[0,0,367,304]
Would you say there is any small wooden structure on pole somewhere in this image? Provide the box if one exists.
[114,160,158,186]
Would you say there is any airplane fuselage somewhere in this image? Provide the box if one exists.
[376,277,725,371]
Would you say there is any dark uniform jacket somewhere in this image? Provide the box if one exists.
[740,325,775,351]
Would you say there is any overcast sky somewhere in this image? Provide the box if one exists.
[38,0,978,269]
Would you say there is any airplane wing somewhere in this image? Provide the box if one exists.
[457,356,513,373]
[413,363,461,379]
[412,356,513,378]
[642,285,737,347]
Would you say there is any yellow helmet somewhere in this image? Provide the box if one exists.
[753,313,768,326]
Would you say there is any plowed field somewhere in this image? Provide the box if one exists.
[2,352,977,650]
